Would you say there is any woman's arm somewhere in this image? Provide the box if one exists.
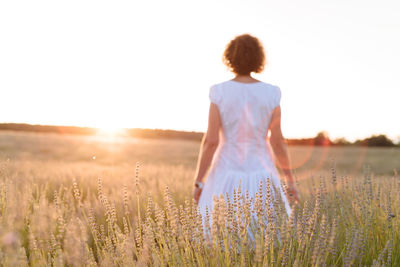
[194,102,221,183]
[193,102,222,203]
[269,106,292,180]
[268,106,299,203]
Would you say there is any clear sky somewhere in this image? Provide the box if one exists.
[1,0,399,142]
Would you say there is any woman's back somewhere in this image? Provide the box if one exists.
[193,33,299,244]
[209,80,281,172]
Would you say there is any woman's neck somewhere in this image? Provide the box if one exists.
[232,74,260,83]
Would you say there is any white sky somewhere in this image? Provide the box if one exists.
[1,0,399,142]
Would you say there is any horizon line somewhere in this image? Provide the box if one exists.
[0,122,397,142]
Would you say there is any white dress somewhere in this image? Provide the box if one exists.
[197,79,292,243]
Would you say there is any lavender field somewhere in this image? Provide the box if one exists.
[0,131,399,266]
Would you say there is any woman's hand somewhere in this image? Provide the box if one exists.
[286,181,300,205]
[193,187,203,205]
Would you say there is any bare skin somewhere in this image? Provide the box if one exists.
[193,74,300,205]
[268,103,300,204]
[193,101,222,204]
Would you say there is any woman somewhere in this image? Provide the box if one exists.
[193,33,299,241]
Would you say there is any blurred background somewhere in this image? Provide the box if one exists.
[1,0,399,142]
[0,0,399,187]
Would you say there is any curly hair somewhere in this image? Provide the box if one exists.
[222,34,266,75]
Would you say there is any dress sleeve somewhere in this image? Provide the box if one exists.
[209,85,220,105]
[274,86,282,109]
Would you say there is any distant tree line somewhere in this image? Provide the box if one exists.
[0,123,97,135]
[286,131,399,147]
[0,123,203,141]
[0,123,398,147]
[124,128,203,141]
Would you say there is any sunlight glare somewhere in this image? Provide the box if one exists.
[96,126,126,137]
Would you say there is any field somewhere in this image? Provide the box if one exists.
[0,131,399,266]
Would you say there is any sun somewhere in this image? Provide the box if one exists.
[96,126,126,136]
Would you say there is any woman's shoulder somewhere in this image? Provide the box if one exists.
[212,79,280,91]
[209,80,281,106]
